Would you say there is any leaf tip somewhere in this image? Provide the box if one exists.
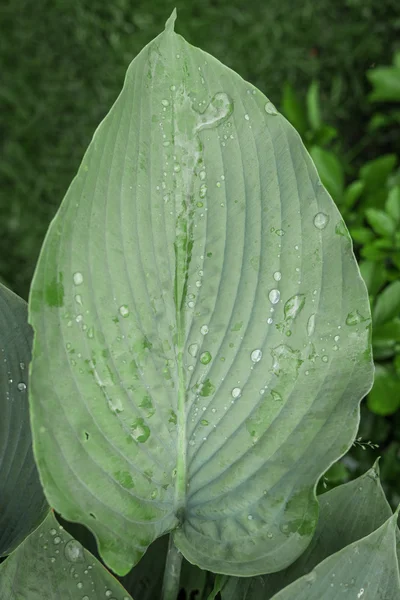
[165,8,177,33]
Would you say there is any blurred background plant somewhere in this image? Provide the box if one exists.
[1,0,399,513]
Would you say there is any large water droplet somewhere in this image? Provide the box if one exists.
[284,294,305,320]
[130,418,150,443]
[73,272,83,286]
[200,351,212,364]
[119,305,129,317]
[273,271,282,281]
[200,325,209,335]
[199,184,207,198]
[251,349,263,363]
[313,212,329,230]
[271,345,303,376]
[17,382,26,392]
[64,540,84,563]
[188,343,199,357]
[231,387,241,398]
[265,101,278,115]
[346,310,367,326]
[195,92,233,132]
[307,314,316,337]
[269,289,280,304]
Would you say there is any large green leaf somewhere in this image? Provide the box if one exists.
[269,513,400,599]
[0,511,132,599]
[221,462,396,599]
[0,283,48,556]
[28,10,373,577]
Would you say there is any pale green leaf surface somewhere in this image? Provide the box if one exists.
[0,511,132,600]
[28,11,373,577]
[269,513,400,600]
[221,463,397,599]
[0,283,48,556]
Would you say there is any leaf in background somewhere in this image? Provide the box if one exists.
[0,511,132,600]
[306,81,321,131]
[269,513,400,600]
[119,536,168,600]
[373,281,400,325]
[359,154,397,195]
[0,283,48,557]
[310,124,338,147]
[281,82,307,137]
[349,227,375,245]
[359,260,387,297]
[179,558,207,599]
[367,365,400,416]
[342,180,364,212]
[309,146,344,200]
[365,208,396,237]
[28,10,373,577]
[386,186,400,224]
[367,66,400,102]
[221,463,396,599]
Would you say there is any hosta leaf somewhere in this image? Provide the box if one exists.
[0,284,48,556]
[28,10,373,577]
[269,513,400,600]
[0,511,132,600]
[221,462,395,599]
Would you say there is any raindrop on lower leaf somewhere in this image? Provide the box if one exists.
[17,382,26,392]
[64,539,85,563]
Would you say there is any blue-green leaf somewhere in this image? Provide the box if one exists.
[0,283,48,557]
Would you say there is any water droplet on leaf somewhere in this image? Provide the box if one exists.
[269,289,280,304]
[251,349,263,363]
[313,212,329,230]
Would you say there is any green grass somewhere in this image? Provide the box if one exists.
[1,0,399,297]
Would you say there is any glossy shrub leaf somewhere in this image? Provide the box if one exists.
[359,154,397,195]
[306,81,321,132]
[359,260,386,297]
[0,511,132,600]
[0,283,48,556]
[28,10,373,577]
[386,186,400,223]
[281,82,307,137]
[269,513,400,600]
[221,463,395,599]
[367,66,400,102]
[373,281,400,325]
[342,180,364,211]
[309,146,344,200]
[367,365,400,416]
[365,208,396,237]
